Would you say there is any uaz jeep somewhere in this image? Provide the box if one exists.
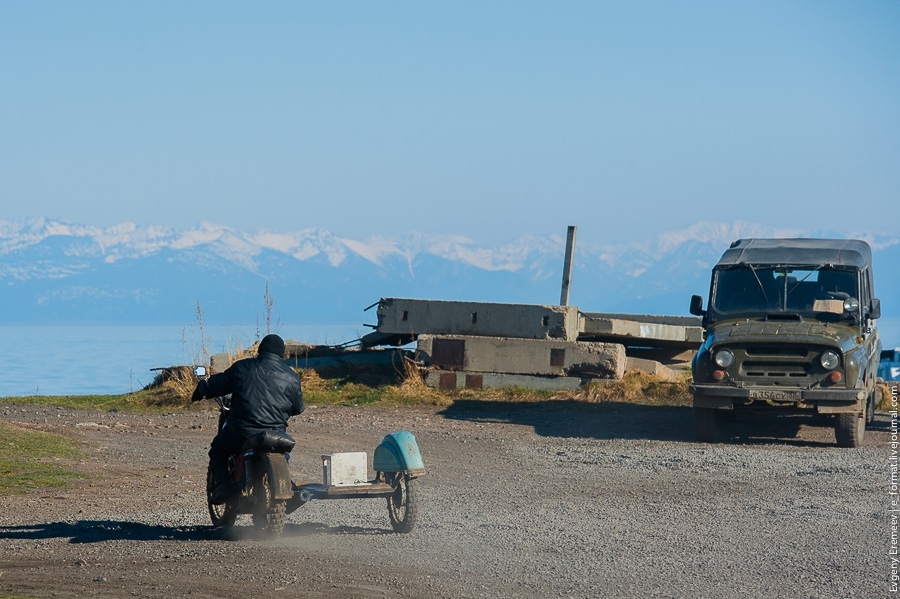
[689,238,882,447]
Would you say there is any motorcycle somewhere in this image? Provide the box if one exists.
[194,366,424,538]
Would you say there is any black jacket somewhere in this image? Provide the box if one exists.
[196,352,304,437]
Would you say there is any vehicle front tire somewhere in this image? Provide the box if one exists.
[694,407,721,443]
[834,412,865,448]
[868,387,880,425]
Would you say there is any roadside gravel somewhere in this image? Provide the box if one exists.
[0,399,891,599]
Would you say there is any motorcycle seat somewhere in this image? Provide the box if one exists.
[241,430,296,453]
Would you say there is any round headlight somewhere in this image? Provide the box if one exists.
[820,350,840,370]
[714,349,735,368]
[843,297,860,312]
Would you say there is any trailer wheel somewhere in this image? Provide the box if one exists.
[835,413,865,448]
[386,472,418,534]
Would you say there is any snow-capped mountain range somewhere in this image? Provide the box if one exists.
[1,218,897,327]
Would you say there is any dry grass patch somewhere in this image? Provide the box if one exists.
[878,381,898,411]
[392,358,447,406]
[141,366,200,407]
[298,358,450,407]
[568,370,692,406]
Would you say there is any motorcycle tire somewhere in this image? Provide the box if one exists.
[386,472,419,534]
[251,467,286,538]
[207,469,237,528]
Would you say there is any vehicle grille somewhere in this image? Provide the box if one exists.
[742,362,810,378]
[730,344,827,384]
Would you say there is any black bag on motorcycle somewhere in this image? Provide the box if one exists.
[241,430,296,453]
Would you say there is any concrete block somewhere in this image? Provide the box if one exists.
[579,312,704,347]
[416,335,626,379]
[375,298,580,341]
[625,356,681,382]
[210,353,232,374]
[323,452,368,486]
[424,370,585,391]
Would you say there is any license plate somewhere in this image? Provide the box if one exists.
[749,389,801,401]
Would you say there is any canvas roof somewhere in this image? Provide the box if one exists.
[714,238,872,269]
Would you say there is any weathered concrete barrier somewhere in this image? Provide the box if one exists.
[624,356,681,382]
[424,370,585,391]
[365,298,703,353]
[578,312,703,348]
[416,334,626,379]
[371,298,581,342]
[363,298,698,390]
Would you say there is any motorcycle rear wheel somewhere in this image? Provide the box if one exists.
[251,469,286,538]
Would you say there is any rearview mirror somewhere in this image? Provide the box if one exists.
[194,365,207,378]
[690,295,706,317]
[870,298,882,320]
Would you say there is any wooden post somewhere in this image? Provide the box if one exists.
[559,225,577,306]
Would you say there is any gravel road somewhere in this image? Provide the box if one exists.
[0,397,893,599]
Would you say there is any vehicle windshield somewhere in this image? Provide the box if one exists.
[712,266,858,316]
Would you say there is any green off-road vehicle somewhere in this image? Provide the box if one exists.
[689,238,882,447]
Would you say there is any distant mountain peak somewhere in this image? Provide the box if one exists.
[0,217,896,325]
[2,217,897,270]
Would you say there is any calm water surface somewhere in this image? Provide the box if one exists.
[0,323,365,397]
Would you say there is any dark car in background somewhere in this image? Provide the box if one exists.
[689,238,882,447]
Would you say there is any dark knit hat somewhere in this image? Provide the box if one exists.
[258,334,285,357]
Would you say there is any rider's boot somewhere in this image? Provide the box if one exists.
[208,460,231,505]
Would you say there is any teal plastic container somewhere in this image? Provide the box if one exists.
[373,430,425,476]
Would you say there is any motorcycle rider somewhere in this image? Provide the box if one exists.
[191,333,305,504]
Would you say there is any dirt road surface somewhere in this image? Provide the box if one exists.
[0,400,892,598]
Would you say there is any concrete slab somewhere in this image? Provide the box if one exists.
[373,298,581,341]
[424,370,585,391]
[578,312,703,348]
[416,334,626,379]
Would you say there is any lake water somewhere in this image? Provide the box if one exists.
[0,323,367,397]
[2,318,898,397]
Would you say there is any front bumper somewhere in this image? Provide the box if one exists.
[690,383,867,413]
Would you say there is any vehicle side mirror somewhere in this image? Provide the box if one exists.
[690,295,706,317]
[194,365,208,378]
[870,298,881,320]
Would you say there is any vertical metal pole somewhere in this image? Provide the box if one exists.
[559,225,577,306]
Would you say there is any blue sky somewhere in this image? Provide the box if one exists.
[1,1,898,244]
